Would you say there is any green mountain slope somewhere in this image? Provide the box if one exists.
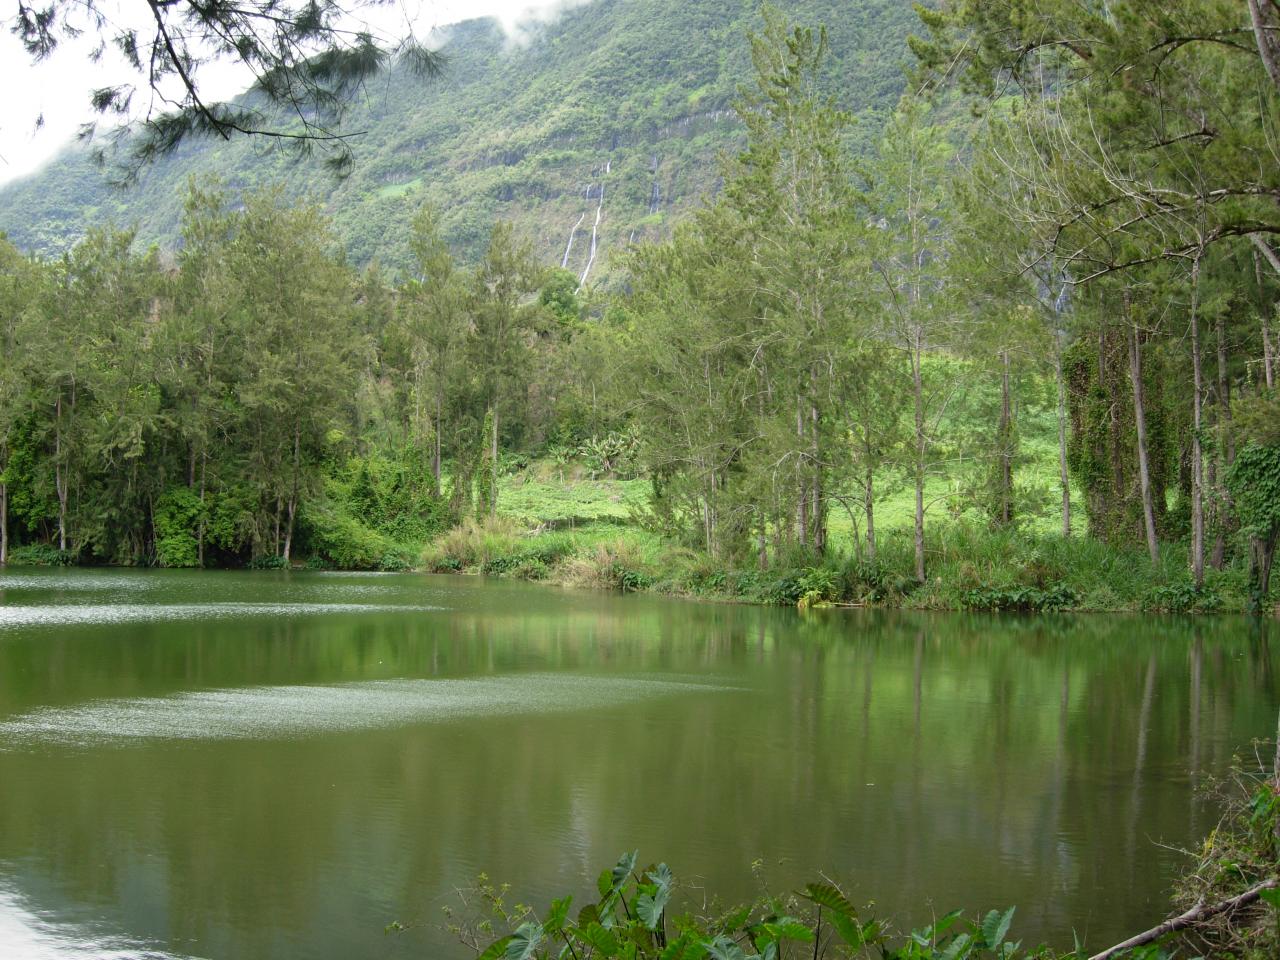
[0,0,918,279]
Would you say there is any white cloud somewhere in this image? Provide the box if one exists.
[0,0,586,187]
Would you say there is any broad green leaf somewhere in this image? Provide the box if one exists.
[578,903,601,928]
[476,935,513,960]
[827,910,864,947]
[637,885,671,930]
[580,921,621,956]
[1260,887,1280,909]
[938,932,972,960]
[611,850,639,889]
[544,895,572,935]
[505,922,545,960]
[716,905,752,935]
[649,863,674,892]
[660,933,709,960]
[598,869,614,897]
[760,918,813,942]
[981,907,1015,950]
[933,909,964,938]
[802,882,854,916]
[704,935,752,960]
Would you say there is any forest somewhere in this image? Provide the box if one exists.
[0,1,1278,618]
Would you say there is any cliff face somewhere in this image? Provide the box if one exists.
[0,0,918,282]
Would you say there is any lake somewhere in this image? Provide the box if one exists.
[0,569,1276,959]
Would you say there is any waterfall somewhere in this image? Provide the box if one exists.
[561,212,586,269]
[576,183,604,291]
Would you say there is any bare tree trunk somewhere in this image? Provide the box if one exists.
[810,389,824,554]
[1054,339,1071,537]
[1246,0,1280,94]
[912,337,926,582]
[489,404,499,519]
[283,498,296,562]
[1190,253,1206,588]
[433,392,443,498]
[1216,311,1235,465]
[1211,309,1236,568]
[55,393,67,553]
[197,453,206,567]
[1253,247,1276,390]
[0,473,7,566]
[863,466,877,561]
[1264,308,1277,393]
[796,398,808,546]
[283,428,301,562]
[1128,319,1160,564]
[998,348,1013,526]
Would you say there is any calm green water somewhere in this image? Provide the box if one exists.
[0,570,1276,959]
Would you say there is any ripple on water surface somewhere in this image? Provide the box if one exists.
[0,675,738,747]
[0,602,444,629]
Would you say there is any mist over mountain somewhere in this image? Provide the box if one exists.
[0,0,919,281]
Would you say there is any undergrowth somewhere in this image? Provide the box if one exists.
[418,516,1262,614]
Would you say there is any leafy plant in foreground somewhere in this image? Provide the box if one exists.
[442,851,1042,960]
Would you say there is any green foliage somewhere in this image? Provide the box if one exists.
[447,852,1045,960]
[5,543,75,566]
[1224,440,1280,610]
[1141,582,1224,615]
[959,584,1077,613]
[153,487,205,568]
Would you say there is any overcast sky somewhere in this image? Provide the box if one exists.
[0,0,575,186]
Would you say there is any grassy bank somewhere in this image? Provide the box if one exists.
[419,511,1260,614]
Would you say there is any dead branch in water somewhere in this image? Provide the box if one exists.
[1088,877,1278,960]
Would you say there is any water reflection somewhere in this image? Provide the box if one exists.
[0,570,1276,960]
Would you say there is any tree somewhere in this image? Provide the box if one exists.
[869,97,957,581]
[223,188,356,559]
[0,236,41,564]
[911,1,1280,279]
[468,221,544,518]
[10,0,442,175]
[398,205,468,498]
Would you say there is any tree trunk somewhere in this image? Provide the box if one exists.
[0,475,7,566]
[433,392,443,498]
[1253,247,1276,390]
[1246,0,1280,94]
[998,348,1013,526]
[489,404,499,518]
[912,338,926,582]
[283,497,296,562]
[1250,529,1277,612]
[1216,311,1235,465]
[1190,254,1206,588]
[863,466,877,561]
[1128,319,1160,564]
[1212,309,1235,568]
[810,390,824,554]
[55,393,67,553]
[197,454,206,567]
[283,427,301,561]
[796,398,808,546]
[1054,339,1071,537]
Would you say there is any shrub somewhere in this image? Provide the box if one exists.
[1141,581,1223,614]
[438,851,1030,960]
[6,543,75,566]
[153,487,205,568]
[959,583,1077,612]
